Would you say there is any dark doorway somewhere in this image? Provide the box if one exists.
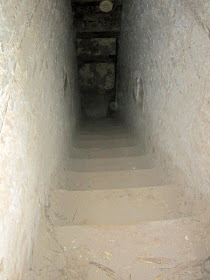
[71,0,122,119]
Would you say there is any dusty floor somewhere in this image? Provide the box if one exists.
[23,119,210,280]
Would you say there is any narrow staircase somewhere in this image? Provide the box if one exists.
[48,118,209,280]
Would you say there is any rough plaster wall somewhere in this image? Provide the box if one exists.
[118,0,210,198]
[0,1,78,279]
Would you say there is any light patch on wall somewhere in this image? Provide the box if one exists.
[133,77,144,108]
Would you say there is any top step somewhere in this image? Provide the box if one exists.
[77,120,129,134]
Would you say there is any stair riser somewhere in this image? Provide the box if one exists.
[78,129,129,135]
[73,139,138,149]
[71,145,144,159]
[59,168,165,191]
[50,186,181,226]
[75,134,132,140]
[69,156,153,172]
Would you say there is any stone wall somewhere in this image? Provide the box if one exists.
[118,0,210,198]
[0,1,78,279]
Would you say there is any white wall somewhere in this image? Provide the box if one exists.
[0,1,78,279]
[118,0,209,199]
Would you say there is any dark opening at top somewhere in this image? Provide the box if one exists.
[71,0,122,119]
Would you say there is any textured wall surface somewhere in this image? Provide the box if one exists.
[118,0,210,198]
[0,1,78,279]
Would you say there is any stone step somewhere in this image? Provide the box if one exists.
[50,185,183,226]
[76,132,133,140]
[58,167,165,191]
[78,128,130,135]
[73,138,138,149]
[71,144,144,159]
[69,155,153,172]
[78,122,128,131]
[54,218,209,280]
[79,122,125,128]
[79,123,125,128]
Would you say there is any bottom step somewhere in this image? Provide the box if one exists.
[55,218,209,280]
[50,186,183,226]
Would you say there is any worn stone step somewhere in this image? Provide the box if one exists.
[79,123,125,128]
[79,120,124,128]
[76,132,133,140]
[79,123,125,129]
[78,128,130,136]
[71,144,144,159]
[58,167,165,191]
[50,185,183,226]
[74,138,138,149]
[69,155,153,172]
[78,122,128,131]
[54,218,209,280]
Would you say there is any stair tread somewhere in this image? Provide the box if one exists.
[79,122,124,128]
[78,129,130,135]
[54,218,208,280]
[69,155,153,172]
[78,130,130,136]
[76,133,132,140]
[79,122,126,128]
[50,185,182,226]
[71,144,144,158]
[74,138,139,149]
[78,125,129,133]
[58,167,166,191]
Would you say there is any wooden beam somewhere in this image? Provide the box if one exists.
[76,31,120,39]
